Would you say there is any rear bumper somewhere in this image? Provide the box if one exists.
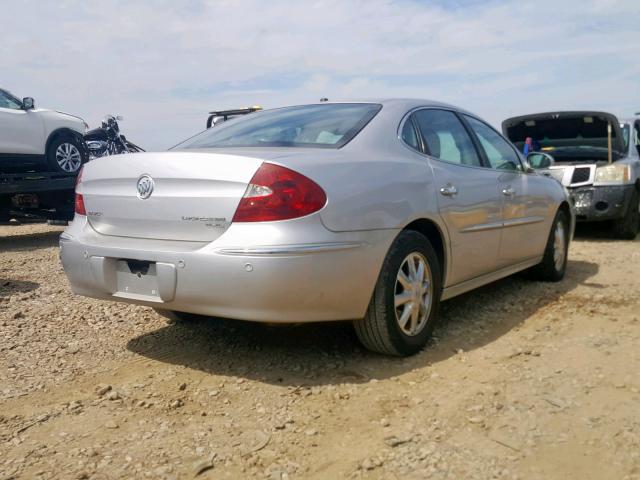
[569,184,635,222]
[59,217,395,323]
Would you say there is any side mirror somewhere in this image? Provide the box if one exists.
[527,151,555,170]
[22,97,35,110]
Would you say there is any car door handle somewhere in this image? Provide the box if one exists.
[502,186,515,196]
[439,184,458,197]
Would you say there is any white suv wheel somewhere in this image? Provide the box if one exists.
[55,142,82,173]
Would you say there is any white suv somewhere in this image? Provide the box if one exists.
[0,88,88,174]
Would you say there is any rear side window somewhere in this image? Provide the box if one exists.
[401,117,420,151]
[465,116,522,171]
[176,103,381,149]
[412,109,481,167]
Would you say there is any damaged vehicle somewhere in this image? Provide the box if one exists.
[503,112,640,239]
[0,87,88,174]
[0,87,88,222]
[61,100,573,356]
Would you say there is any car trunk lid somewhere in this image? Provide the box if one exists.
[80,151,265,242]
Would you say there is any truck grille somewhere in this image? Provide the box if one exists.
[571,167,591,184]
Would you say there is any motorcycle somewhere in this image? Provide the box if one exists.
[84,115,144,159]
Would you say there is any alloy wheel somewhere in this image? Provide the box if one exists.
[394,252,433,336]
[553,221,566,271]
[55,143,82,173]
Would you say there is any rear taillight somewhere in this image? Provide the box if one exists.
[75,167,86,216]
[232,163,327,222]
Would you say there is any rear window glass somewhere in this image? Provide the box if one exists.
[412,109,481,167]
[401,118,420,150]
[176,103,381,149]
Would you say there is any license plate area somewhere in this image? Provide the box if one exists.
[12,194,39,208]
[571,190,593,210]
[115,259,160,298]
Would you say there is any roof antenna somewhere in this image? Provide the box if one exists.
[319,97,329,102]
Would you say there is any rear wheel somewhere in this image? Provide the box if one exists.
[354,231,441,356]
[528,209,569,282]
[46,134,86,173]
[612,188,639,240]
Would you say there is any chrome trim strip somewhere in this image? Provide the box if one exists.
[461,221,504,233]
[441,257,542,300]
[502,216,545,228]
[461,216,545,233]
[215,242,365,256]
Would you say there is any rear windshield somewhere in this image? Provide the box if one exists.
[176,103,382,149]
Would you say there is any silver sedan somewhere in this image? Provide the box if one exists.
[60,99,573,356]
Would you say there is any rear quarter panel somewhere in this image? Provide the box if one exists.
[301,149,440,233]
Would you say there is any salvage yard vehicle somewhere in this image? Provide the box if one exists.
[0,88,90,222]
[60,99,573,356]
[503,111,640,239]
[0,87,88,174]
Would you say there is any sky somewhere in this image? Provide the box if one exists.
[1,0,639,150]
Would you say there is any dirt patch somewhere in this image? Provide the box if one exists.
[1,223,639,479]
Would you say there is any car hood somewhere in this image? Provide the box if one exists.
[54,109,86,123]
[502,111,625,158]
[29,107,86,124]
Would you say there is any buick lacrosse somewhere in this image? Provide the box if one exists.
[60,100,573,356]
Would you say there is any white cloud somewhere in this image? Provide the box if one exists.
[1,0,638,149]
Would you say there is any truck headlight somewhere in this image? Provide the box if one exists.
[594,164,631,184]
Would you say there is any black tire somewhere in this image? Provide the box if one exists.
[528,209,569,282]
[354,231,442,356]
[46,134,87,174]
[612,188,639,240]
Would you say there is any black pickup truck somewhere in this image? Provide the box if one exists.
[0,170,77,223]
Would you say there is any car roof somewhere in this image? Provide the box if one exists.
[321,97,452,106]
[286,98,480,119]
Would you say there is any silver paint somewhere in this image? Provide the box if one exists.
[61,99,572,323]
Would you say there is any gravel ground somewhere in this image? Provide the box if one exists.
[1,223,639,480]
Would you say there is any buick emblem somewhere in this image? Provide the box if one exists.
[136,175,154,199]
